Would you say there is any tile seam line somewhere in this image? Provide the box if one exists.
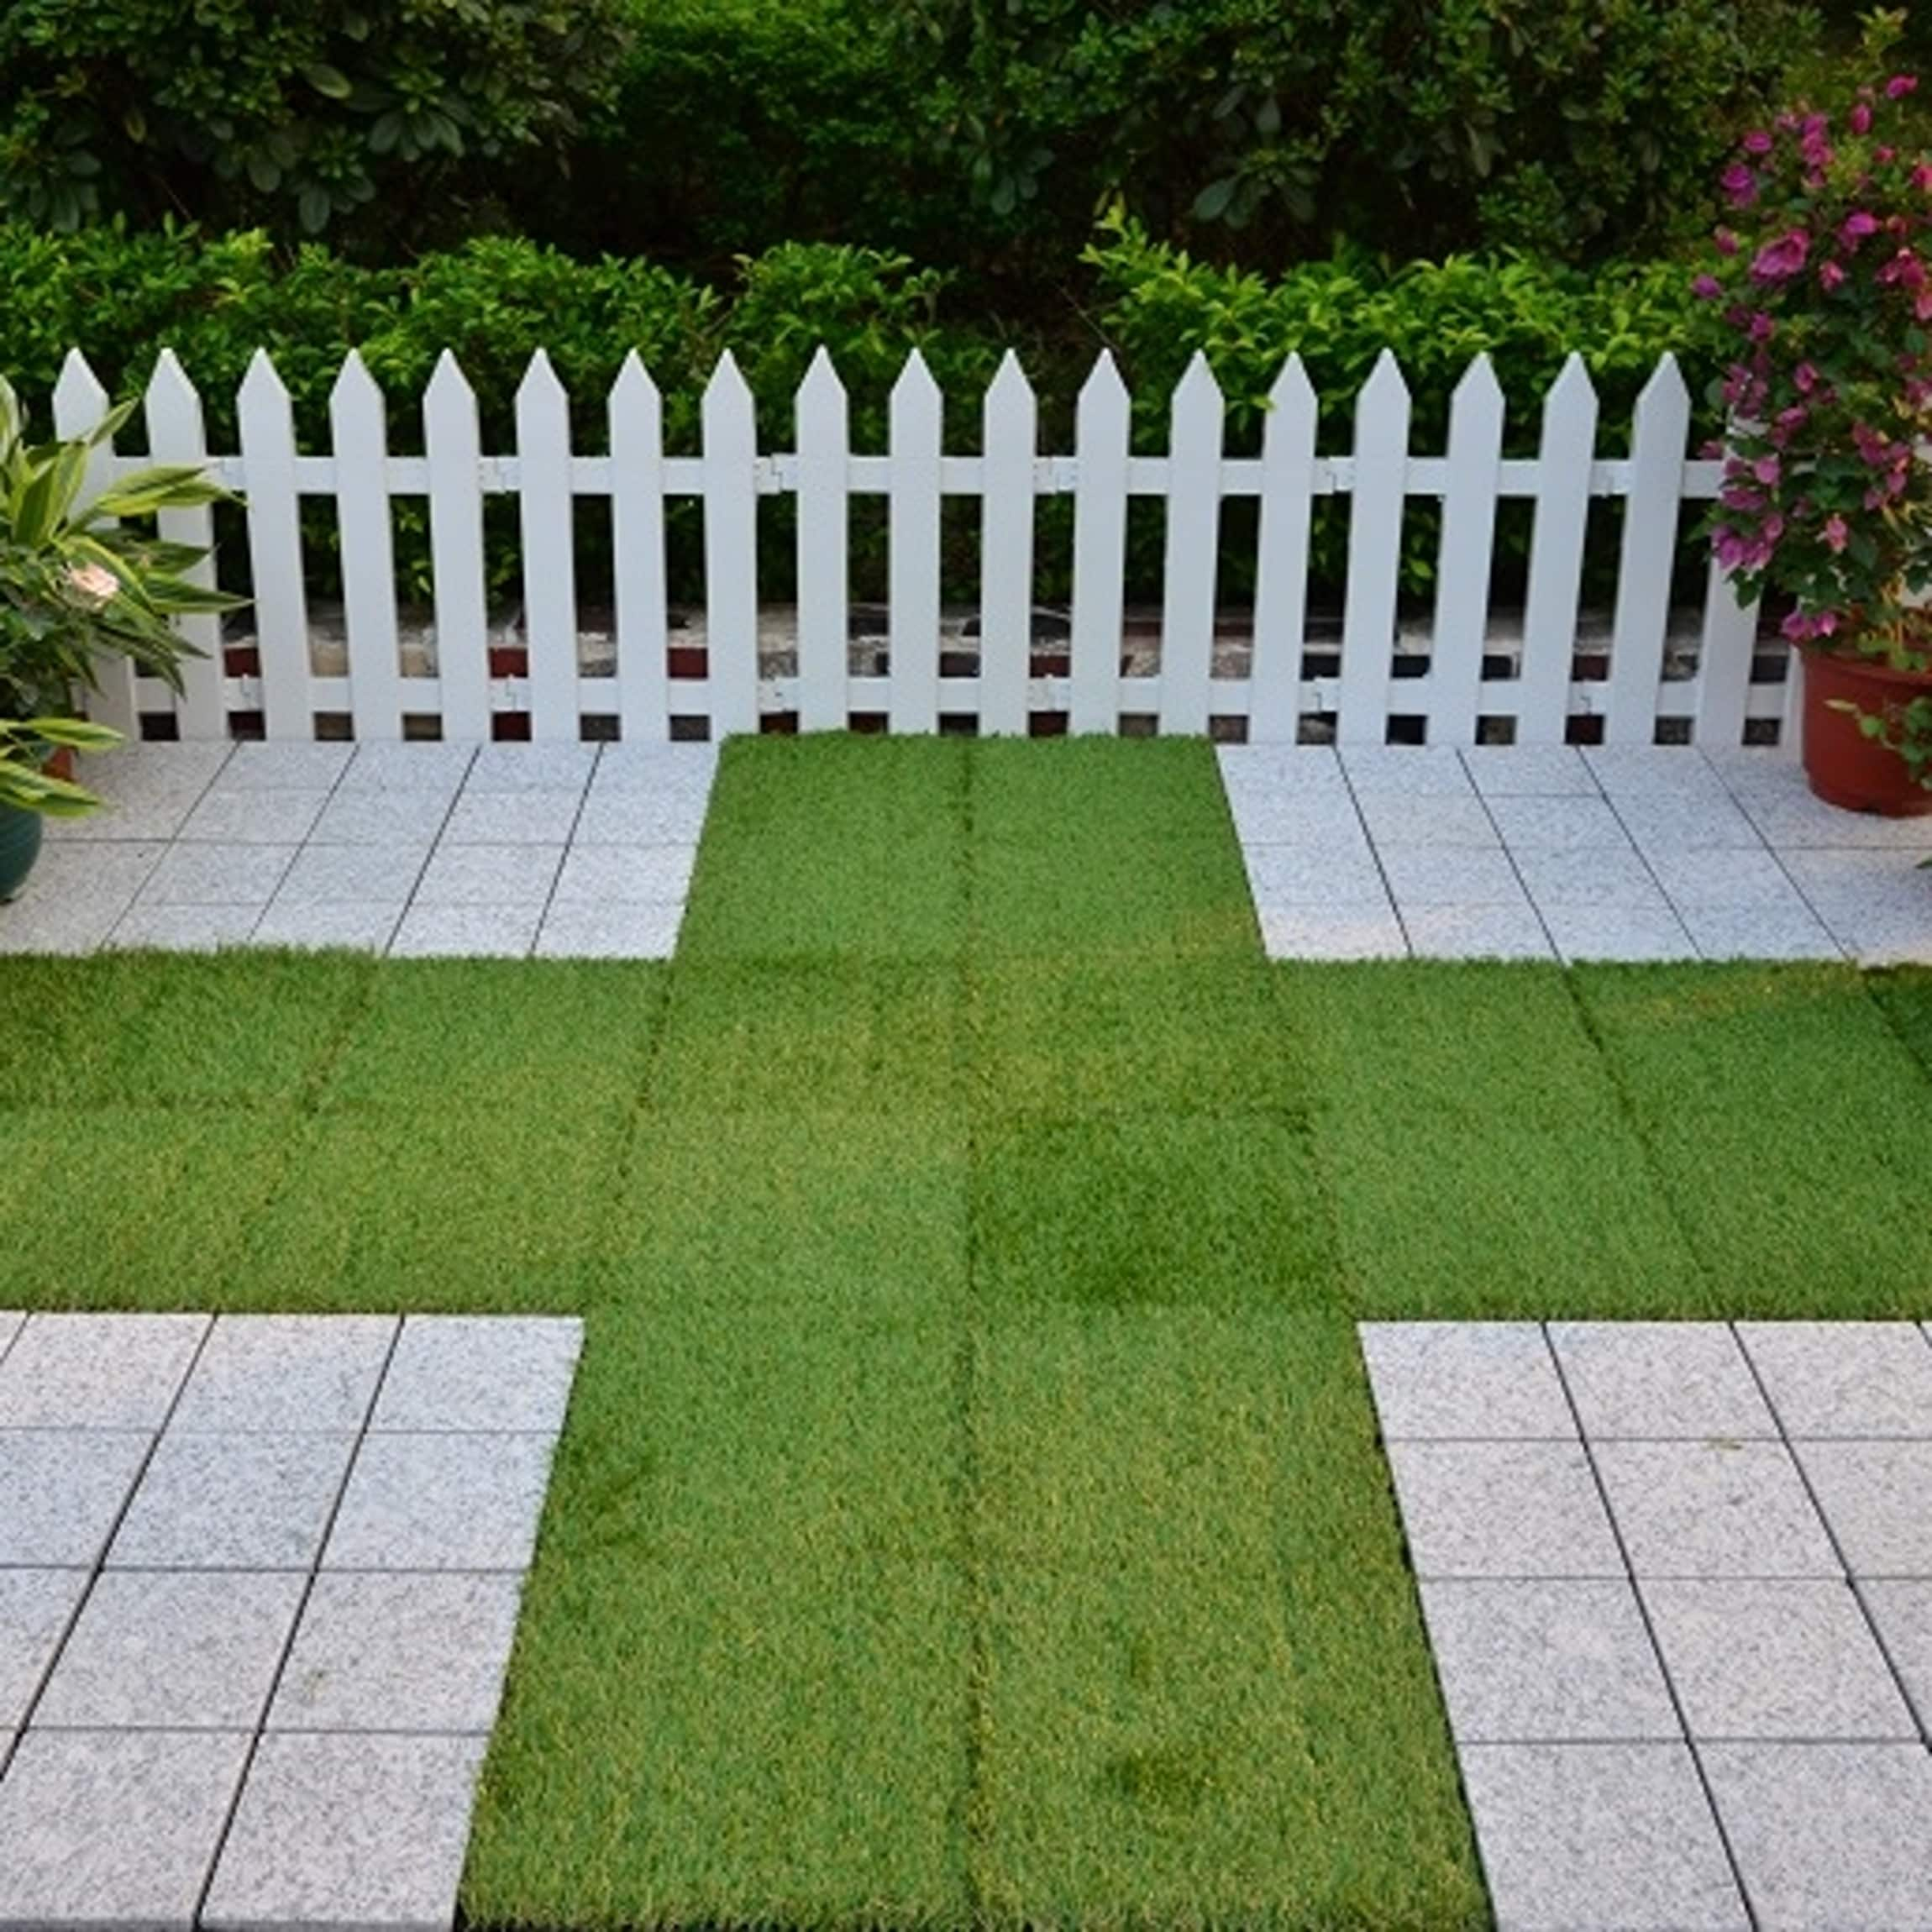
[381,741,479,959]
[1537,1319,1761,1931]
[0,1314,222,1784]
[1336,749,1414,957]
[235,743,359,952]
[1725,1322,1932,1751]
[1580,750,1700,959]
[1455,746,1562,960]
[97,743,236,953]
[524,741,599,959]
[1700,748,1856,962]
[188,1313,408,1928]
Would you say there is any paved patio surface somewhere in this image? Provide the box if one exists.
[0,741,717,958]
[1362,1320,1932,1932]
[1224,744,1932,963]
[0,1310,580,1932]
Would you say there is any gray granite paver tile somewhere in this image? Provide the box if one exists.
[0,1430,153,1566]
[270,1572,523,1734]
[0,1570,89,1728]
[1610,790,1767,853]
[0,1728,250,1931]
[1255,905,1408,960]
[309,789,457,846]
[0,1313,19,1359]
[1402,902,1555,960]
[372,1315,581,1434]
[1641,1578,1914,1740]
[177,787,331,846]
[1460,746,1599,797]
[1355,790,1499,848]
[1242,843,1387,906]
[43,744,231,843]
[35,1569,306,1730]
[440,788,585,846]
[1376,844,1530,907]
[109,1431,357,1570]
[1858,1581,1932,1728]
[137,841,297,908]
[412,842,563,909]
[323,1431,558,1571]
[108,902,264,951]
[1418,1579,1677,1742]
[1738,1321,1932,1438]
[173,1316,398,1433]
[216,743,355,791]
[388,902,542,958]
[1457,1741,1748,1931]
[465,743,598,792]
[250,900,406,953]
[1594,1440,1840,1578]
[0,1314,207,1429]
[1547,1323,1777,1441]
[1739,789,1932,849]
[1702,1742,1932,1930]
[272,841,431,907]
[1510,844,1670,909]
[534,900,684,959]
[552,843,696,906]
[1645,846,1814,908]
[0,842,166,952]
[589,742,720,795]
[335,743,475,796]
[1794,1441,1932,1576]
[1220,785,1366,848]
[1338,744,1473,795]
[1538,901,1699,963]
[1586,747,1740,804]
[1358,1322,1573,1441]
[1488,793,1633,851]
[1383,1441,1622,1578]
[572,786,713,846]
[1215,743,1350,794]
[1678,901,1845,961]
[202,1731,487,1932]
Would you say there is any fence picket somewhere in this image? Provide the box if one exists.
[517,350,579,740]
[52,353,138,736]
[1070,352,1130,733]
[1429,354,1504,746]
[1518,354,1599,743]
[1249,355,1317,744]
[1604,354,1690,746]
[144,352,226,741]
[329,351,402,741]
[889,350,943,733]
[424,353,490,743]
[236,352,311,739]
[979,353,1037,736]
[1337,352,1410,744]
[1695,553,1759,748]
[1159,352,1222,734]
[702,352,759,738]
[795,348,848,731]
[609,353,669,742]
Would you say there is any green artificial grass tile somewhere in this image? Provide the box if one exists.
[545,1302,964,1562]
[970,957,1304,1121]
[1869,968,1932,1078]
[1577,964,1932,1313]
[679,736,968,962]
[0,955,162,1105]
[321,959,665,1116]
[972,1116,1336,1311]
[613,1110,970,1316]
[466,1546,970,1930]
[651,959,962,1115]
[968,738,1236,849]
[0,1105,293,1306]
[239,1108,619,1311]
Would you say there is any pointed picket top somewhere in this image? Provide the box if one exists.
[1171,349,1222,417]
[53,348,110,433]
[144,347,202,423]
[892,344,942,412]
[704,347,753,411]
[1450,351,1505,420]
[1541,350,1599,432]
[984,349,1037,450]
[796,344,847,438]
[986,348,1035,409]
[239,346,292,414]
[329,348,386,417]
[1268,352,1317,418]
[1630,349,1689,432]
[426,348,477,410]
[516,345,569,413]
[1078,348,1131,420]
[610,348,661,415]
[1355,347,1411,427]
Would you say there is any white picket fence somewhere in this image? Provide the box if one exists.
[50,342,1794,748]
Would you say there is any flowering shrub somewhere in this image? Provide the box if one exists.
[1698,13,1932,669]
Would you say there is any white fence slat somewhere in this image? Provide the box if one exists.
[51,353,139,736]
[516,350,579,741]
[1158,351,1222,735]
[329,351,402,741]
[888,349,942,734]
[1428,354,1504,746]
[609,353,669,742]
[1518,354,1599,743]
[1070,352,1130,733]
[979,352,1037,736]
[423,353,490,742]
[1779,643,1804,757]
[1336,352,1410,743]
[795,348,848,731]
[1604,354,1690,746]
[702,352,759,738]
[237,351,312,739]
[1249,355,1317,743]
[144,352,226,740]
[1694,554,1758,749]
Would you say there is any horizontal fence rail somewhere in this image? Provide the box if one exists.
[50,343,1798,749]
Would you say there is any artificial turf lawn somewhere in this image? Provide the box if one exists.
[4,736,1932,1929]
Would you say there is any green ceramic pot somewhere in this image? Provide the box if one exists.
[0,802,43,903]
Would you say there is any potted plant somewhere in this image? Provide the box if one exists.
[0,369,243,897]
[1699,13,1932,813]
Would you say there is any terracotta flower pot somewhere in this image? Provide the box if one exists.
[1799,647,1932,816]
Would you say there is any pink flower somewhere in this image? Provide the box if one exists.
[1752,454,1782,485]
[1822,514,1850,553]
[1914,163,1932,192]
[1851,102,1873,134]
[1723,163,1760,207]
[1714,228,1740,256]
[1819,260,1848,290]
[1782,608,1842,642]
[1692,273,1724,300]
[64,562,117,606]
[1793,361,1819,392]
[1742,129,1774,155]
[1840,209,1879,247]
[1751,230,1811,281]
[1886,75,1919,98]
[1748,311,1777,342]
